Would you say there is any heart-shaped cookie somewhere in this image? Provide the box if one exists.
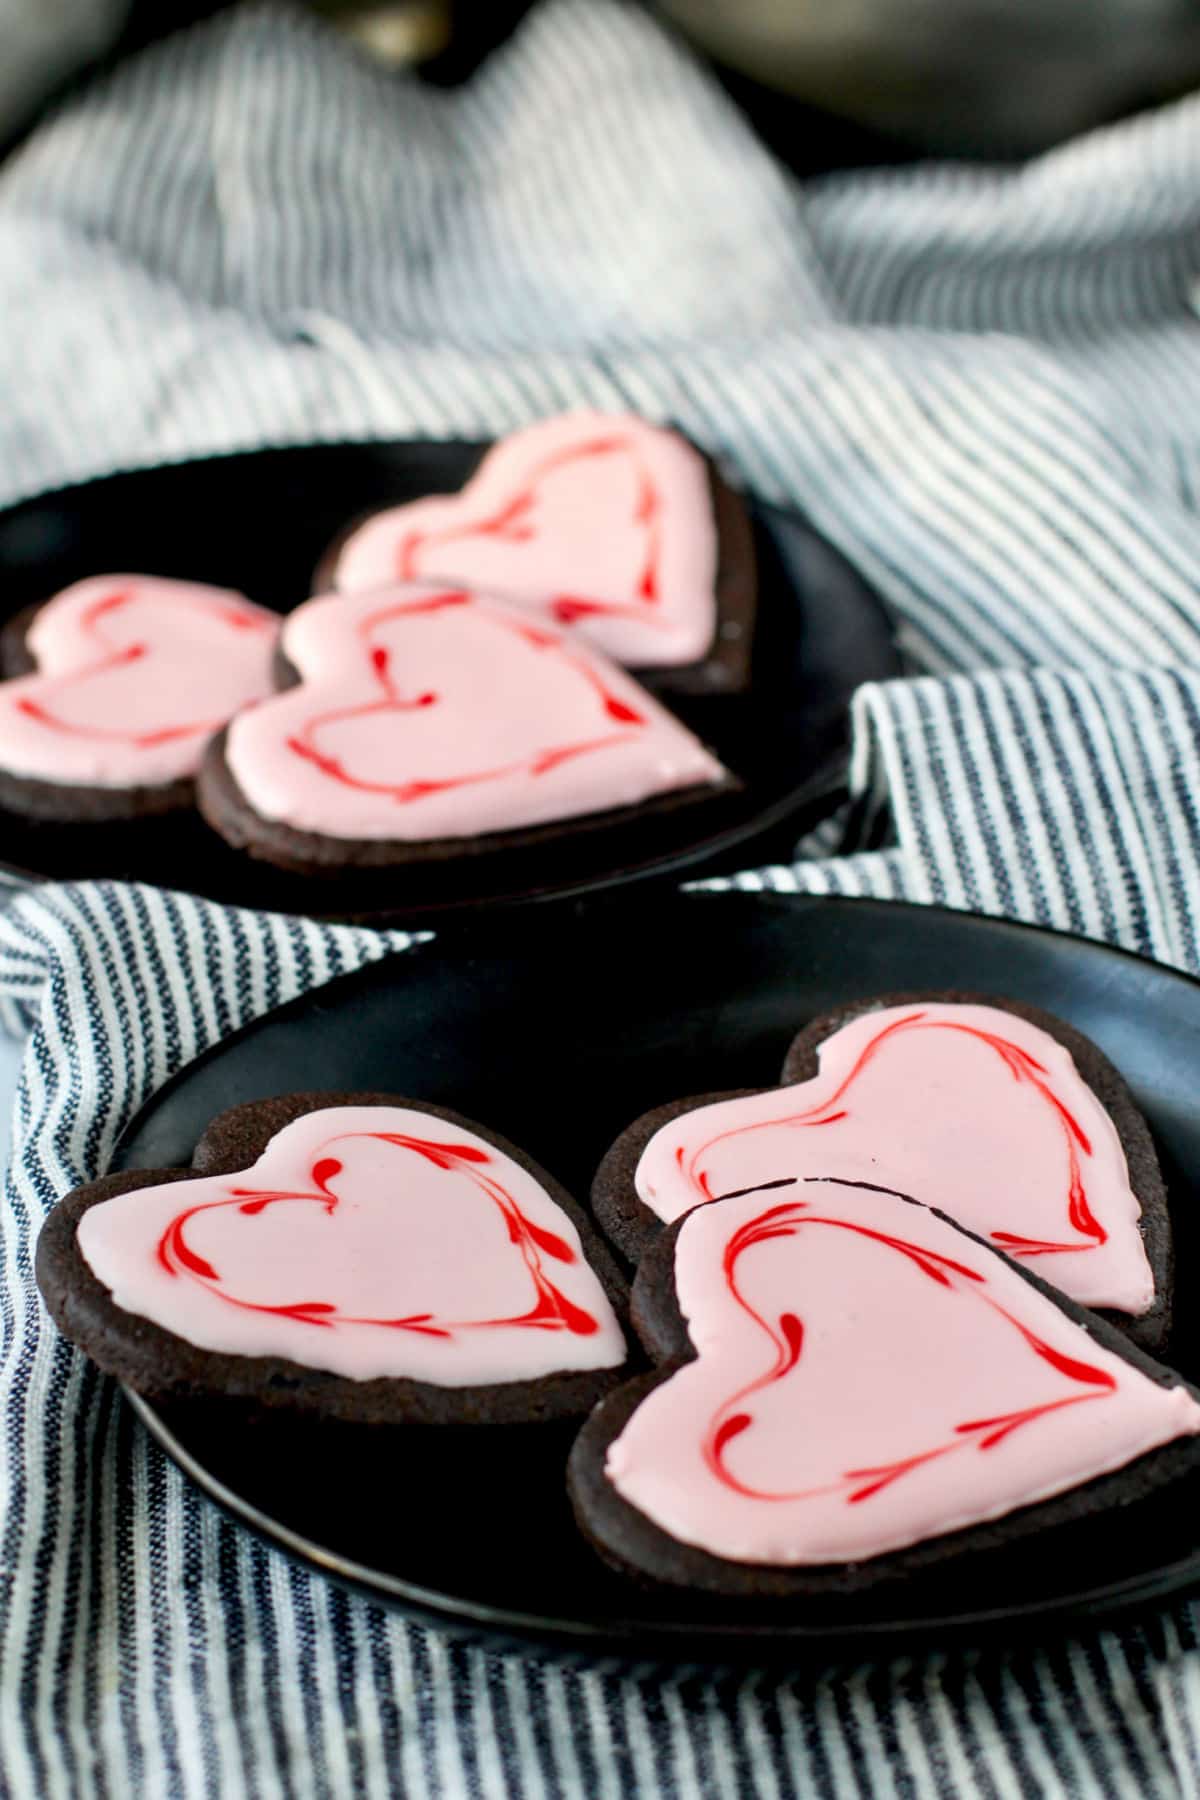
[0,576,279,817]
[568,1182,1200,1592]
[593,997,1168,1341]
[38,1095,629,1423]
[328,413,727,672]
[200,584,730,866]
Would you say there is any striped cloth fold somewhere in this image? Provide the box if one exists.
[4,0,1200,1793]
[731,665,1200,974]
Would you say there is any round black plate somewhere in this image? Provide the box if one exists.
[112,891,1200,1663]
[0,443,896,924]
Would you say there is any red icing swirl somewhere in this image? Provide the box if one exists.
[686,1012,1107,1257]
[16,583,275,749]
[282,590,647,805]
[393,435,666,630]
[703,1191,1115,1505]
[155,1128,601,1340]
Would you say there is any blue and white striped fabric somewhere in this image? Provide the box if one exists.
[4,1,1200,1792]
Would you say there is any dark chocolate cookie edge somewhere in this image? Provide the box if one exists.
[0,603,197,821]
[36,1091,635,1427]
[568,1195,1200,1597]
[779,991,1172,1353]
[196,727,740,876]
[590,1089,761,1264]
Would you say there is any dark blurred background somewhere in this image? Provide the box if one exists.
[8,0,1200,174]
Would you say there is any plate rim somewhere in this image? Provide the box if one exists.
[115,885,1200,1152]
[113,889,1200,1663]
[123,1385,1200,1663]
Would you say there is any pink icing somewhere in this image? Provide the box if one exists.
[223,584,727,841]
[76,1106,627,1386]
[0,576,279,787]
[605,1183,1200,1565]
[635,1003,1156,1316]
[330,412,719,668]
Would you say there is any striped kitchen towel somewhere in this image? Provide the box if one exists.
[5,870,1200,1800]
[3,0,1200,1794]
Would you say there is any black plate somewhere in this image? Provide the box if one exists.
[113,891,1200,1663]
[0,443,896,924]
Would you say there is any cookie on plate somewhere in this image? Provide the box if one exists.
[318,411,757,695]
[0,575,279,821]
[37,1092,630,1425]
[591,993,1171,1349]
[568,1181,1200,1596]
[196,583,736,874]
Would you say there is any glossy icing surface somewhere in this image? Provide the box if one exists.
[77,1107,627,1386]
[635,1003,1155,1315]
[331,412,720,668]
[605,1183,1200,1565]
[0,576,279,787]
[224,584,727,841]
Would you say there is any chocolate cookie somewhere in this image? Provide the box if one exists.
[0,576,279,823]
[37,1091,631,1426]
[591,992,1172,1351]
[194,585,738,875]
[567,1183,1200,1597]
[1,605,38,677]
[317,412,757,696]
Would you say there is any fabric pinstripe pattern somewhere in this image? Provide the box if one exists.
[3,1,1200,683]
[728,665,1200,976]
[4,0,1200,1793]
